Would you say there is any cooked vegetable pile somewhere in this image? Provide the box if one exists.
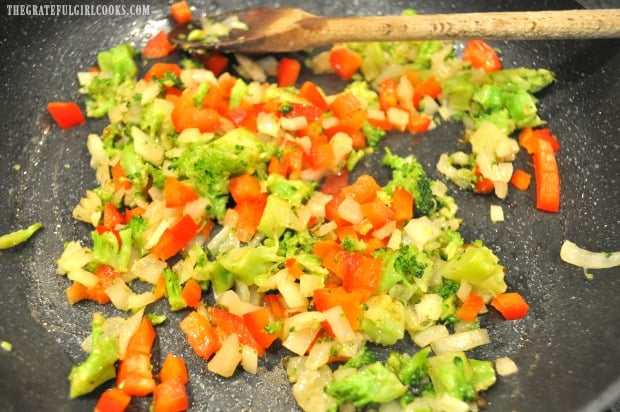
[51,4,565,412]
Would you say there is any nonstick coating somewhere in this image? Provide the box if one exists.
[0,1,618,411]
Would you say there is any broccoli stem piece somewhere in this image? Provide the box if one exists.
[68,312,119,398]
[0,222,42,249]
[325,362,407,407]
[163,268,187,311]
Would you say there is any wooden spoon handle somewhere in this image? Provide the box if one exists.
[307,9,620,43]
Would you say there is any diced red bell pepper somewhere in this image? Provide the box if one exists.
[179,311,221,360]
[150,214,199,261]
[142,31,176,59]
[243,307,281,349]
[170,0,192,24]
[329,47,362,80]
[491,292,530,320]
[152,376,189,412]
[94,387,131,412]
[463,40,502,72]
[163,177,199,208]
[159,353,189,384]
[47,101,86,129]
[181,279,202,309]
[277,57,301,87]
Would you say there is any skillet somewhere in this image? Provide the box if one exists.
[0,0,618,411]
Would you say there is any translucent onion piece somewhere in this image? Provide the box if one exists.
[495,357,519,377]
[430,329,490,355]
[560,240,620,269]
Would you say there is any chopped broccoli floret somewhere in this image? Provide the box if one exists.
[427,352,478,402]
[82,44,137,118]
[360,293,406,345]
[170,128,269,220]
[126,215,148,257]
[325,362,407,407]
[68,312,119,398]
[382,149,436,217]
[163,268,187,311]
[434,278,459,299]
[266,174,317,208]
[345,345,377,369]
[361,121,386,147]
[386,347,431,387]
[374,244,432,294]
[216,245,284,285]
[91,226,132,271]
[394,244,429,280]
[439,243,507,296]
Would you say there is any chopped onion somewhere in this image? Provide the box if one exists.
[490,204,505,222]
[337,196,364,224]
[127,291,157,311]
[330,132,353,166]
[105,278,133,311]
[372,220,397,240]
[208,334,241,377]
[216,290,260,316]
[386,107,409,131]
[241,345,259,375]
[456,280,472,302]
[411,324,450,348]
[282,326,322,356]
[560,240,620,269]
[430,329,490,355]
[280,116,308,131]
[323,306,356,343]
[130,254,166,285]
[299,274,323,298]
[256,112,280,137]
[397,75,414,111]
[305,340,333,370]
[495,356,519,376]
[117,308,145,360]
[278,276,308,310]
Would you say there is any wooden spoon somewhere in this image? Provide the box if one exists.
[169,7,620,54]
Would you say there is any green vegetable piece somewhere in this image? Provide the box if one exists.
[91,227,132,271]
[362,121,386,147]
[1,341,12,351]
[386,346,431,386]
[68,312,119,398]
[0,222,42,249]
[229,78,248,108]
[484,68,555,94]
[505,89,540,128]
[360,294,406,345]
[126,215,148,257]
[345,345,377,369]
[472,84,504,111]
[440,244,507,296]
[257,195,304,239]
[216,245,283,285]
[146,313,167,326]
[382,149,435,217]
[96,43,137,80]
[427,352,476,402]
[265,174,316,208]
[469,359,497,392]
[163,268,187,311]
[210,261,235,294]
[326,362,407,407]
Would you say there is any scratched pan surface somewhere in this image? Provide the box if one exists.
[0,0,618,411]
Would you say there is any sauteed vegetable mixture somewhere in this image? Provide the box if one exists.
[52,5,565,412]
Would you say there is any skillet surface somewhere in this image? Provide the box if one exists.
[0,1,618,411]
